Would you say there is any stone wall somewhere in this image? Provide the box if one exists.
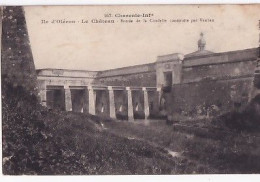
[165,48,259,121]
[37,69,98,79]
[37,69,97,87]
[182,48,258,83]
[95,63,156,87]
[1,6,38,95]
[167,78,253,121]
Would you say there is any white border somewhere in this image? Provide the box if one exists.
[0,175,260,182]
[0,0,260,6]
[1,1,260,182]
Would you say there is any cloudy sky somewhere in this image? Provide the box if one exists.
[24,5,259,71]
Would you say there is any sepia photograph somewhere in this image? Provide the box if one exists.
[1,4,260,175]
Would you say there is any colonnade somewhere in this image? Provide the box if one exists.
[39,84,162,120]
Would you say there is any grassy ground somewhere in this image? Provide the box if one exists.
[104,119,260,174]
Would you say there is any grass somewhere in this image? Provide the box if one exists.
[104,119,260,174]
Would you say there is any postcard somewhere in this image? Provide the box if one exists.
[1,5,260,175]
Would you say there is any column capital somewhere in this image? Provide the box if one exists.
[126,87,131,91]
[108,86,113,91]
[157,87,162,92]
[142,87,147,91]
[64,84,70,89]
[87,85,93,90]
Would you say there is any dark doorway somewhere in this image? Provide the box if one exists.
[46,88,65,111]
[164,71,172,87]
[95,90,110,117]
[132,90,145,119]
[114,90,128,120]
[71,89,86,113]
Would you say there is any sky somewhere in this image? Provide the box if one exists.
[24,5,260,71]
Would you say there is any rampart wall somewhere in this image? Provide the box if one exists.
[166,48,259,121]
[94,63,157,87]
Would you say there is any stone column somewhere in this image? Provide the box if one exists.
[39,81,47,107]
[64,84,72,111]
[108,86,116,119]
[126,87,134,120]
[88,85,96,115]
[157,87,162,104]
[142,87,150,119]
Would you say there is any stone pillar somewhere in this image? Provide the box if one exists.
[39,81,47,107]
[126,87,134,120]
[142,87,150,119]
[88,86,96,115]
[64,85,72,111]
[157,87,162,104]
[172,63,183,84]
[108,86,116,119]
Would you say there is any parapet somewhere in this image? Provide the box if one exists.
[156,53,184,63]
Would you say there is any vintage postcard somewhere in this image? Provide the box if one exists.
[1,5,260,175]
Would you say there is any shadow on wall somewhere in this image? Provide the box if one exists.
[212,94,260,133]
[167,78,254,122]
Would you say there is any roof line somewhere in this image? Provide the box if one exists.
[36,68,99,72]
